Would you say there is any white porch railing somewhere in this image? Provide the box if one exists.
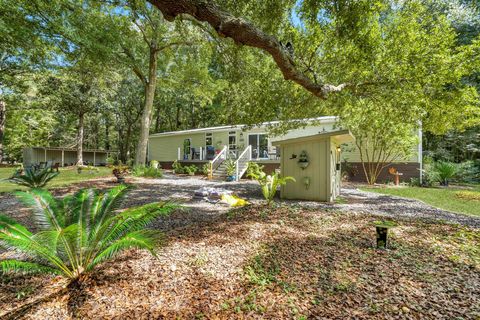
[235,145,251,181]
[208,145,227,179]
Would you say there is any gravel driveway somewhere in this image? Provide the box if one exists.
[1,173,478,230]
[131,174,480,229]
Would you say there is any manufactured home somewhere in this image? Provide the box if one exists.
[148,117,421,184]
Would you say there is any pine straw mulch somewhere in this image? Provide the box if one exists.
[1,204,479,319]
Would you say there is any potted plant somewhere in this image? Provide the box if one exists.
[373,220,397,249]
[297,150,309,170]
[225,159,236,182]
[112,165,129,183]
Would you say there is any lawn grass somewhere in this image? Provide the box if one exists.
[0,166,112,193]
[361,184,480,217]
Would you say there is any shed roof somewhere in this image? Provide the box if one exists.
[272,129,354,146]
[26,147,116,153]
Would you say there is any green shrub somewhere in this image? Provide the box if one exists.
[184,165,198,175]
[132,165,163,178]
[252,171,295,206]
[150,160,160,169]
[421,163,439,187]
[409,177,421,187]
[246,162,264,179]
[0,185,178,281]
[456,161,480,183]
[202,163,210,176]
[172,160,184,174]
[7,167,59,189]
[434,161,458,186]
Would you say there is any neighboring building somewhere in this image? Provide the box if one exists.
[23,147,115,167]
[148,117,421,183]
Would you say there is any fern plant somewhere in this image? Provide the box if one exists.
[8,167,59,189]
[253,172,295,206]
[0,185,177,281]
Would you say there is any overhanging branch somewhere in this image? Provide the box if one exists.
[147,0,347,99]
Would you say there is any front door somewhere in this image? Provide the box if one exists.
[248,134,268,159]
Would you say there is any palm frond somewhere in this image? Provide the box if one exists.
[103,202,177,242]
[92,185,129,227]
[87,230,163,270]
[15,189,64,230]
[1,259,61,275]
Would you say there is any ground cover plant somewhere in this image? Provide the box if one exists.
[0,167,112,193]
[362,184,480,217]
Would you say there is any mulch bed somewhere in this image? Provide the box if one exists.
[1,200,479,319]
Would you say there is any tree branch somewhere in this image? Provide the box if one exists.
[147,0,347,99]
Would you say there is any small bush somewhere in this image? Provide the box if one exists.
[434,161,457,186]
[202,163,210,176]
[455,190,480,201]
[150,160,160,169]
[132,165,162,178]
[8,167,59,189]
[246,162,264,179]
[172,160,184,174]
[409,177,421,187]
[456,161,480,183]
[184,165,197,175]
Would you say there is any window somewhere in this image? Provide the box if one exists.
[205,133,212,147]
[183,139,191,159]
[228,131,236,150]
[248,134,268,159]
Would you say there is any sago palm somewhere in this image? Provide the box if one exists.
[8,166,59,189]
[0,185,177,281]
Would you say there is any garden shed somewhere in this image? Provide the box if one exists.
[272,130,354,202]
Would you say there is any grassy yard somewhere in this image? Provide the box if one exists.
[361,184,480,217]
[0,166,113,193]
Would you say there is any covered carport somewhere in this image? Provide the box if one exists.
[23,147,115,167]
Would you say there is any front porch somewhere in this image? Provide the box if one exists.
[175,145,280,162]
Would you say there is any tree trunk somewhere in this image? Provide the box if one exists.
[0,101,5,164]
[105,117,110,151]
[76,113,84,166]
[135,47,158,165]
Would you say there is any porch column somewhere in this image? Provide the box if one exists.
[44,148,47,162]
[177,147,181,160]
[61,149,65,167]
[199,147,203,160]
[93,151,96,166]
